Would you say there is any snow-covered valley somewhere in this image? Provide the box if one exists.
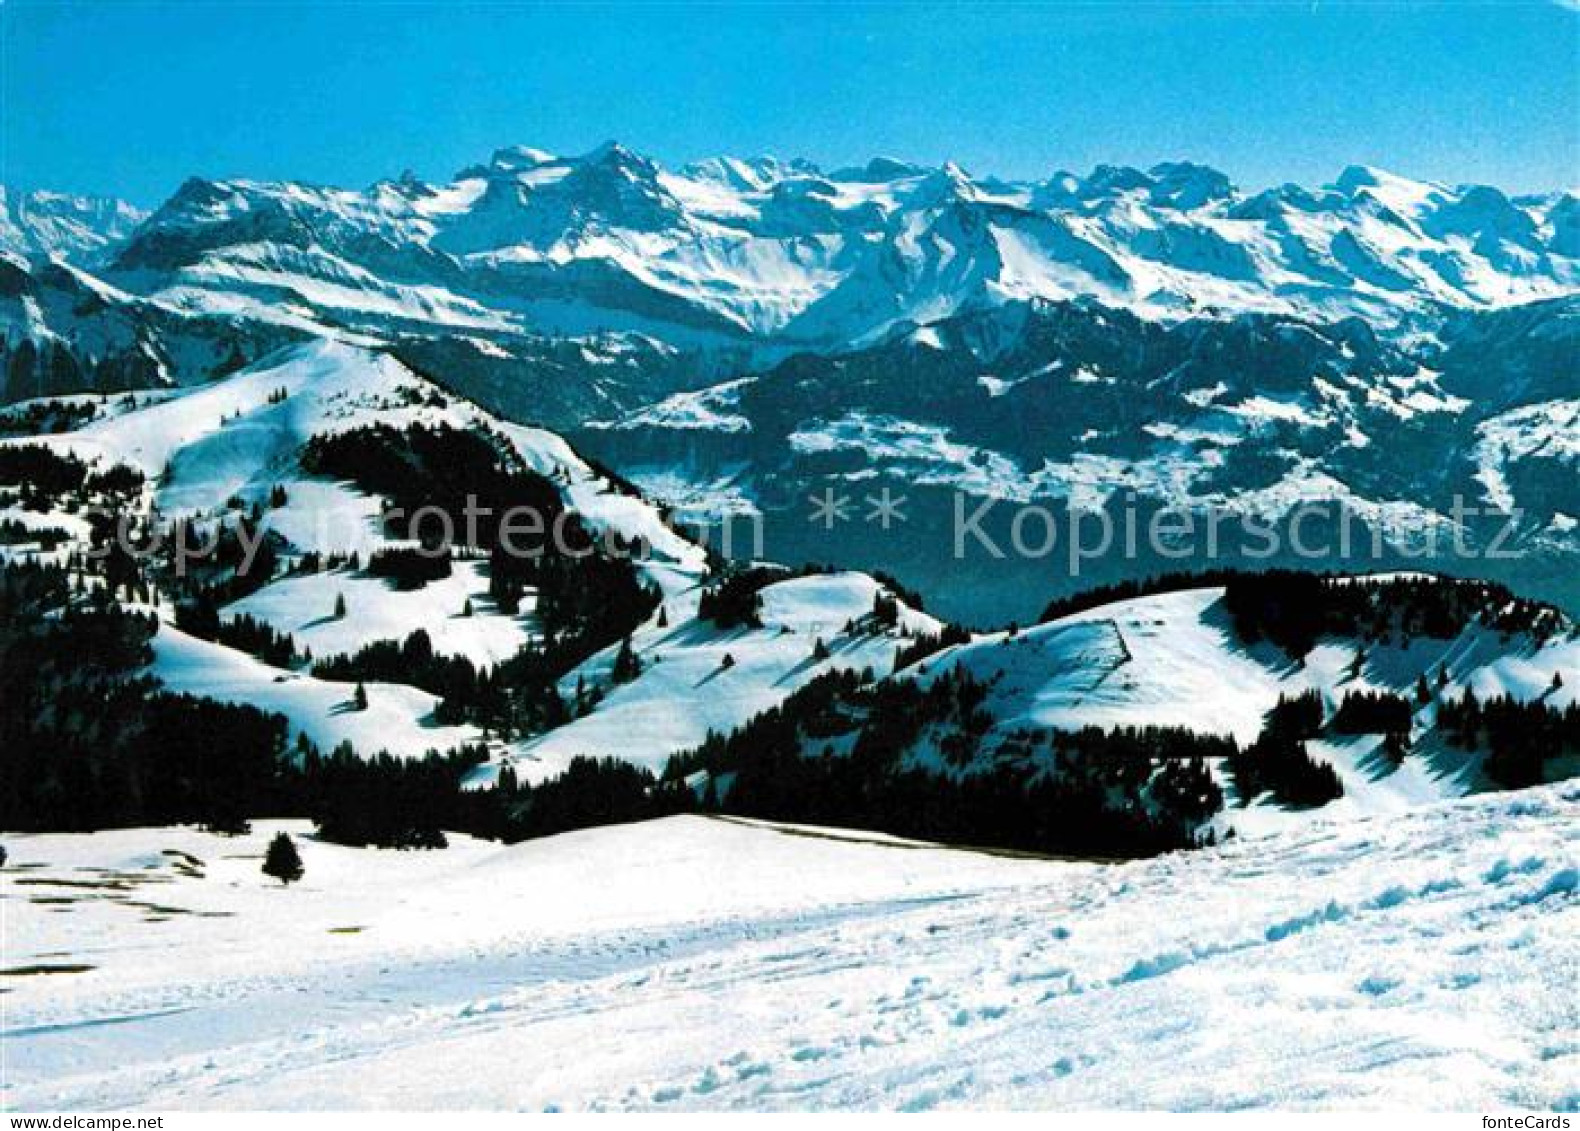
[4,787,1576,1111]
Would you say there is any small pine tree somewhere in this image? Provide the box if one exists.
[334,592,346,619]
[353,682,369,711]
[461,597,473,618]
[262,832,303,886]
[1437,665,1450,690]
[611,636,641,683]
[720,652,735,671]
[813,637,831,661]
[1416,673,1431,705]
[656,604,669,628]
[1554,671,1565,691]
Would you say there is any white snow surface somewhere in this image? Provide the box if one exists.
[149,624,484,759]
[3,786,1576,1110]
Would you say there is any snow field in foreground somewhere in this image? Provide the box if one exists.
[3,783,1576,1110]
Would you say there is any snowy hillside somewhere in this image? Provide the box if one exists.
[0,341,949,789]
[494,570,941,785]
[903,584,1579,838]
[4,786,1576,1110]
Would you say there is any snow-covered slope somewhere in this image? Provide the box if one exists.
[0,340,710,758]
[151,623,485,758]
[494,570,941,785]
[3,341,958,779]
[5,786,1576,1110]
[900,585,1578,837]
[912,586,1578,743]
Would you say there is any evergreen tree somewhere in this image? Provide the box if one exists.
[719,653,735,671]
[656,604,669,628]
[1416,673,1431,705]
[262,832,303,886]
[353,682,369,711]
[611,636,641,684]
[334,592,347,619]
[813,637,831,661]
[461,597,473,617]
[1555,671,1565,691]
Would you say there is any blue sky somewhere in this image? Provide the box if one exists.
[3,1,1576,205]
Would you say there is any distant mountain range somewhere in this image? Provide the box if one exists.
[2,144,1576,621]
[6,145,1577,353]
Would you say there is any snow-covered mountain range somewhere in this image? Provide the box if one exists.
[3,145,1574,622]
[9,146,1577,348]
[2,147,1576,838]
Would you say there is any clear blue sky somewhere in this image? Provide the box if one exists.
[3,1,1576,206]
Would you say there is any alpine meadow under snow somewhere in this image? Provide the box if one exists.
[4,788,1577,1110]
[1,136,1577,1112]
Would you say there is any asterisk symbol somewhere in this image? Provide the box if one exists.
[807,486,852,529]
[865,487,908,530]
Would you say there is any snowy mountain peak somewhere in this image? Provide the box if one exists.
[0,186,146,265]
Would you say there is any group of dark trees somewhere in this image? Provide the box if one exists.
[306,743,490,849]
[1223,571,1565,658]
[0,518,70,549]
[174,600,301,666]
[1439,690,1580,789]
[657,665,1230,858]
[0,443,146,513]
[1225,691,1344,808]
[1329,689,1414,736]
[696,565,787,628]
[1,562,297,832]
[0,395,104,436]
[1038,569,1247,624]
[893,623,973,669]
[366,546,453,589]
[1,336,162,406]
